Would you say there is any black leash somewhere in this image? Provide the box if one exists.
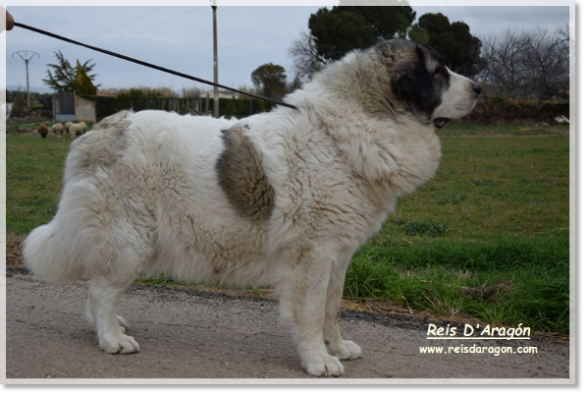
[14,22,299,111]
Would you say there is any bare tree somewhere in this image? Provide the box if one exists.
[181,85,202,99]
[231,84,257,99]
[98,87,119,95]
[287,31,328,81]
[479,25,569,100]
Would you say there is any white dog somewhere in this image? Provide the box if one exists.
[23,39,480,376]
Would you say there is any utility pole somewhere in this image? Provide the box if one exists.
[211,1,219,118]
[12,50,40,115]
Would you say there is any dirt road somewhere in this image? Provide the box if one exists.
[4,270,571,382]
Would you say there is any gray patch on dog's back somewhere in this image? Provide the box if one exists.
[67,111,131,177]
[92,110,131,132]
[216,126,274,221]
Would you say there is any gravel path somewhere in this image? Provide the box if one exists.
[4,272,571,382]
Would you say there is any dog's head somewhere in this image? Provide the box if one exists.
[370,39,480,130]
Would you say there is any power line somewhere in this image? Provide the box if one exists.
[14,7,191,62]
[112,7,204,40]
[12,50,40,114]
[92,6,169,35]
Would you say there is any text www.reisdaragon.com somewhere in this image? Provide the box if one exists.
[419,345,539,356]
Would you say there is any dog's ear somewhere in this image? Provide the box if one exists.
[394,46,435,109]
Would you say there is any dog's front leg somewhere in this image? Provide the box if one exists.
[323,259,362,360]
[277,248,345,377]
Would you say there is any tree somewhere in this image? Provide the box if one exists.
[43,50,100,93]
[477,26,570,100]
[287,74,303,93]
[251,63,288,100]
[407,24,430,45]
[334,3,416,40]
[73,60,97,95]
[409,13,482,77]
[289,4,417,80]
[309,8,377,62]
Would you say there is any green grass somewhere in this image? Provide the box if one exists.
[393,133,569,238]
[134,275,185,287]
[440,122,569,137]
[5,123,570,334]
[6,133,71,235]
[346,233,569,333]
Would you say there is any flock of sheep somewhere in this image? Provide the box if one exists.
[36,121,89,139]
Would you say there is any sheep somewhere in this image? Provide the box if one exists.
[69,122,87,138]
[52,122,64,138]
[37,123,48,138]
[64,121,73,136]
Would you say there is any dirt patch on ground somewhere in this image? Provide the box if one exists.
[8,116,53,124]
[6,238,25,268]
[6,273,571,379]
[5,125,35,134]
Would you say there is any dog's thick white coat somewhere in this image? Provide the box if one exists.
[23,40,479,376]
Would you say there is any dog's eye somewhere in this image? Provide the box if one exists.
[433,117,450,129]
[433,67,445,77]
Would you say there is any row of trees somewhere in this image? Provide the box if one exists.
[37,6,571,110]
[288,7,483,80]
[286,6,570,102]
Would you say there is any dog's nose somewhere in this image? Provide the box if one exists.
[472,83,482,95]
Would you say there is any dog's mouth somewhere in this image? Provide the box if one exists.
[433,117,450,130]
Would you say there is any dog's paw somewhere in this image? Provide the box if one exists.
[327,340,362,360]
[117,315,129,333]
[99,333,140,354]
[303,354,345,377]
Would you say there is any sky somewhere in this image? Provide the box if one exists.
[3,1,573,95]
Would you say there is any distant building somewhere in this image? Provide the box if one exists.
[53,92,96,122]
[200,89,238,100]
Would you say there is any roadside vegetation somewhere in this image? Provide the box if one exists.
[6,122,570,334]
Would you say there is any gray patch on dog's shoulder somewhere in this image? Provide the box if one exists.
[216,126,274,221]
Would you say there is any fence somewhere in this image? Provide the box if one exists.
[81,94,271,120]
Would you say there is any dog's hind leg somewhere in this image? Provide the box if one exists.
[86,287,129,334]
[79,201,154,354]
[84,223,148,354]
[87,276,140,354]
[323,259,362,361]
[277,247,345,377]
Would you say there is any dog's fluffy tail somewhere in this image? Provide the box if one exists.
[22,221,85,283]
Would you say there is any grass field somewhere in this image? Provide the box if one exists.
[5,122,571,334]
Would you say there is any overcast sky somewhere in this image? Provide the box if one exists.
[4,1,572,94]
